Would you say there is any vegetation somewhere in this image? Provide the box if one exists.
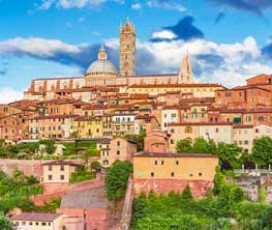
[176,137,242,169]
[0,215,12,230]
[105,160,133,201]
[0,170,42,213]
[176,136,272,169]
[130,181,272,230]
[38,198,61,213]
[251,136,272,168]
[125,129,146,151]
[91,160,102,171]
[69,165,95,183]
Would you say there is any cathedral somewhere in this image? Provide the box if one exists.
[23,18,199,102]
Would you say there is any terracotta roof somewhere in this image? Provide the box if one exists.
[11,213,62,222]
[134,151,218,158]
[233,125,254,129]
[167,122,233,126]
[35,114,78,120]
[129,83,224,89]
[42,160,81,167]
[74,116,102,122]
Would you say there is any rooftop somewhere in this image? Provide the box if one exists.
[134,151,218,158]
[11,213,62,222]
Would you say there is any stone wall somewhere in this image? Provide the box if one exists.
[133,178,213,198]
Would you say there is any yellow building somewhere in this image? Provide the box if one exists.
[134,152,218,180]
[72,116,103,138]
[133,151,219,196]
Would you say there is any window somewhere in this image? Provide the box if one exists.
[60,165,64,171]
[36,222,39,226]
[255,129,259,133]
[60,175,65,180]
[42,222,46,226]
[117,141,120,146]
[151,172,154,177]
[215,128,219,133]
[29,222,33,225]
[189,173,193,177]
[22,222,26,225]
[117,150,120,155]
[258,116,264,122]
[198,172,203,176]
[170,129,174,134]
[244,140,249,145]
[48,175,52,180]
[154,160,158,165]
[161,160,164,165]
[176,160,179,165]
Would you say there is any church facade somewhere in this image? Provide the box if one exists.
[24,19,222,102]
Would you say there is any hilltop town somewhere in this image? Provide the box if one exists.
[0,19,272,230]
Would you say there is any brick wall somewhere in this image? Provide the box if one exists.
[133,178,214,198]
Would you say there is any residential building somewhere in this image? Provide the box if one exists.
[11,213,64,230]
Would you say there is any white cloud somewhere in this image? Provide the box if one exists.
[0,37,83,58]
[131,3,142,10]
[134,36,272,87]
[39,0,123,9]
[147,0,187,12]
[152,30,177,40]
[0,88,22,104]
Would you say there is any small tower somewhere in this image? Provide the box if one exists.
[119,18,136,77]
[98,44,107,60]
[178,52,194,84]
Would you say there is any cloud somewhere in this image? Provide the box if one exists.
[208,0,272,15]
[215,12,226,24]
[0,37,119,73]
[151,30,177,42]
[147,0,187,12]
[0,28,271,89]
[0,87,22,104]
[131,3,142,10]
[162,16,204,41]
[38,0,124,10]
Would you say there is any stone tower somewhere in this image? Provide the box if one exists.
[119,18,136,77]
[178,52,194,84]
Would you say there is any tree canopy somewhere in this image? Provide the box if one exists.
[105,160,133,201]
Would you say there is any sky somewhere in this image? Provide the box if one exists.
[0,0,272,103]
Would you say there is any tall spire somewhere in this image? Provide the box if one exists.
[178,51,194,84]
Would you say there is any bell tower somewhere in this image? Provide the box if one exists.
[119,18,136,77]
[178,51,194,84]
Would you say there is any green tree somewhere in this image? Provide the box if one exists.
[181,185,193,199]
[125,130,145,151]
[259,186,267,203]
[90,160,102,171]
[0,139,4,147]
[251,136,272,167]
[192,137,209,153]
[105,161,133,201]
[176,139,192,153]
[216,142,242,169]
[0,215,12,230]
[83,148,100,165]
[39,139,56,154]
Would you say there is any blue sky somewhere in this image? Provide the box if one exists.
[0,0,272,102]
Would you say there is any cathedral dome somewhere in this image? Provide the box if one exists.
[85,45,118,76]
